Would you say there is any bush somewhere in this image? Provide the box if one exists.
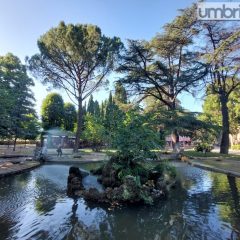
[195,143,213,152]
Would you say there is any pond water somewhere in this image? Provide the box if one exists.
[0,162,240,240]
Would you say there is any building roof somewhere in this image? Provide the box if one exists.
[42,128,75,138]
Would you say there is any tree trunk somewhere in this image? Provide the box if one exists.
[74,98,83,152]
[220,94,230,154]
[13,136,17,151]
[227,176,240,214]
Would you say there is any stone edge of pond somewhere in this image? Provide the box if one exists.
[0,161,41,178]
[183,159,240,178]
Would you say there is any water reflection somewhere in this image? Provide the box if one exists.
[0,162,239,240]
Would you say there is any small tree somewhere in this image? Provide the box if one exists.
[112,110,162,162]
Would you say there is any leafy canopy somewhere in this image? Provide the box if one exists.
[41,93,64,130]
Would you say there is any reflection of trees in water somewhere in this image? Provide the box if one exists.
[68,176,240,240]
[104,182,215,240]
[0,217,17,240]
[0,172,32,196]
[34,177,65,214]
[0,172,32,214]
[209,174,240,237]
[227,176,240,215]
[0,172,32,239]
[68,182,190,239]
[64,197,111,240]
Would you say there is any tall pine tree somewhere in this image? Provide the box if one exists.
[115,82,127,104]
[0,53,37,150]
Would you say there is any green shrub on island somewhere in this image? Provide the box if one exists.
[89,156,177,205]
[111,110,162,162]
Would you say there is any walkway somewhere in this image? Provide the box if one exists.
[46,151,109,163]
[0,160,40,178]
[183,157,240,178]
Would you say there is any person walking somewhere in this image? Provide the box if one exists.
[57,144,62,157]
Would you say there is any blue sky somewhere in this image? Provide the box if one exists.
[0,0,204,115]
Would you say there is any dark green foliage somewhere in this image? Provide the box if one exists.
[41,93,64,130]
[87,95,95,115]
[112,110,162,161]
[0,53,37,148]
[82,114,105,151]
[114,81,127,104]
[63,102,77,131]
[22,114,40,141]
[86,95,101,118]
[104,92,125,144]
[94,101,101,118]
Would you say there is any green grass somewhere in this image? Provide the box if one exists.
[78,148,117,154]
[184,150,240,160]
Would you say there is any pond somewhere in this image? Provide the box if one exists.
[0,162,240,240]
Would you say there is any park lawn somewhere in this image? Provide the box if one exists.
[184,150,240,160]
[0,145,35,156]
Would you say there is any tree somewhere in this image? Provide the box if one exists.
[41,93,64,130]
[201,86,240,140]
[22,114,40,143]
[114,81,127,104]
[0,53,37,150]
[87,95,95,115]
[0,74,13,137]
[94,100,101,118]
[63,102,77,131]
[29,22,123,151]
[82,113,105,151]
[118,6,207,150]
[199,22,240,154]
[104,92,125,145]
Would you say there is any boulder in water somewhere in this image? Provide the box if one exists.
[67,166,85,195]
